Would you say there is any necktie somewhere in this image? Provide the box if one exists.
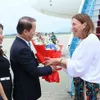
[28,42,34,53]
[28,42,31,49]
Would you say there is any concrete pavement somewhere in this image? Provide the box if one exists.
[38,70,73,100]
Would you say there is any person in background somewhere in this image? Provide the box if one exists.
[10,16,57,100]
[0,24,12,100]
[44,13,100,100]
[50,32,58,44]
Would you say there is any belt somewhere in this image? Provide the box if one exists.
[0,77,10,81]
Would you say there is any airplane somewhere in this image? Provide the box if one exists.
[30,0,83,19]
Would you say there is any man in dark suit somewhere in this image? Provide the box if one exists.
[10,16,57,100]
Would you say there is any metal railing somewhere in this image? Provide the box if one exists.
[81,0,96,17]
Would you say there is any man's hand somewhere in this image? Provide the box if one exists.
[50,65,58,72]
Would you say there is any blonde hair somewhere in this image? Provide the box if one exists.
[72,13,95,38]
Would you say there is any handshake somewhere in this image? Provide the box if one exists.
[43,57,66,72]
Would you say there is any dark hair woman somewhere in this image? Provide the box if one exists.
[0,24,12,100]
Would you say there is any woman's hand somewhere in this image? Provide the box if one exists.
[43,57,60,66]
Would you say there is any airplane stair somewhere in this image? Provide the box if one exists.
[96,10,100,39]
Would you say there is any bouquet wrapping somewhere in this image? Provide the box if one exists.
[31,40,62,83]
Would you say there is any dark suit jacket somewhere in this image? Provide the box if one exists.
[10,37,52,100]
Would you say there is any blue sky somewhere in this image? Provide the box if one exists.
[0,0,71,35]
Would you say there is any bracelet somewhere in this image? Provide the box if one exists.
[60,58,63,65]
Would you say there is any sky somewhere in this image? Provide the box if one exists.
[0,0,71,35]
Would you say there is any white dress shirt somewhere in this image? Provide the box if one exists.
[67,33,100,83]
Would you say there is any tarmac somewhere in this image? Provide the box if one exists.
[38,70,73,100]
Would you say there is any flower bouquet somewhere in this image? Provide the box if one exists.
[31,36,63,83]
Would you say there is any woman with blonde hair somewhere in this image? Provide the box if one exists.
[44,13,100,100]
